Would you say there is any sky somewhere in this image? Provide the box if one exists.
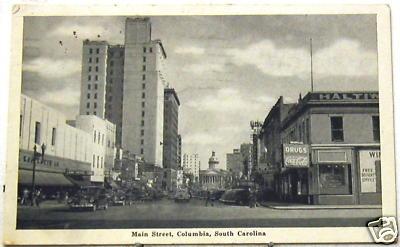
[22,15,378,169]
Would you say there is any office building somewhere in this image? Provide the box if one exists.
[122,17,167,167]
[163,88,180,169]
[182,153,200,180]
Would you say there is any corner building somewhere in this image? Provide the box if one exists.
[262,91,381,205]
[122,17,167,167]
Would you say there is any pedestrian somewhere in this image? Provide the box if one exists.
[205,190,211,207]
[248,188,256,208]
[35,188,41,207]
[21,188,29,205]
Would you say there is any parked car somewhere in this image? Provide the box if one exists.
[69,186,109,211]
[219,188,250,206]
[174,189,191,202]
[111,189,127,206]
[210,189,225,201]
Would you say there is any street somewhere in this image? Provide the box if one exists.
[17,198,382,229]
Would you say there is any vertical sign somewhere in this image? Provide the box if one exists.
[359,150,380,193]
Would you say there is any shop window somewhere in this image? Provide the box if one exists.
[330,116,344,142]
[51,128,56,146]
[318,164,352,195]
[372,116,380,141]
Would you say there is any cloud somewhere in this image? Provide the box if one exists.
[40,87,80,107]
[183,132,223,145]
[23,57,80,79]
[314,39,377,76]
[174,46,205,55]
[227,40,309,77]
[182,61,225,75]
[186,88,268,113]
[227,38,377,78]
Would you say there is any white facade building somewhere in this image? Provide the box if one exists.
[122,17,167,167]
[182,153,200,180]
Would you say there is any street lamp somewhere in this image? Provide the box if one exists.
[30,145,38,206]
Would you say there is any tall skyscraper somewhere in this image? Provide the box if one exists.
[226,148,243,175]
[163,88,180,169]
[122,18,167,167]
[79,41,124,148]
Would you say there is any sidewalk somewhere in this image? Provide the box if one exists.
[260,201,382,210]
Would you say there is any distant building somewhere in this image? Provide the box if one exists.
[182,153,200,180]
[122,17,167,167]
[163,88,180,169]
[226,149,243,175]
[199,151,229,190]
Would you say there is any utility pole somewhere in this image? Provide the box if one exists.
[310,38,314,92]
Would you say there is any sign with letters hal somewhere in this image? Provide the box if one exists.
[283,144,310,168]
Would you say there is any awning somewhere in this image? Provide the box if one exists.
[18,169,74,187]
[65,175,93,187]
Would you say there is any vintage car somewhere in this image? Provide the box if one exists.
[111,189,127,206]
[219,188,250,206]
[69,186,109,211]
[174,189,191,202]
[210,189,225,201]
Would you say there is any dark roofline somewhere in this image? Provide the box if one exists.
[165,88,180,106]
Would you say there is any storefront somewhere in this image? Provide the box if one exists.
[309,146,381,205]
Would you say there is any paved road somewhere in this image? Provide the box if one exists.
[17,198,382,229]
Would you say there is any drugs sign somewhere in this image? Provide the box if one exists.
[283,144,310,168]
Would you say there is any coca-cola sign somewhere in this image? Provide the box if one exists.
[283,144,310,168]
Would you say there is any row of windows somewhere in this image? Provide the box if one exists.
[92,154,104,169]
[88,57,100,63]
[89,48,100,54]
[109,50,124,57]
[31,121,57,146]
[143,47,153,53]
[86,102,98,109]
[88,75,99,81]
[87,84,98,90]
[284,116,380,143]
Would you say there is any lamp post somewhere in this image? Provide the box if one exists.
[30,145,38,206]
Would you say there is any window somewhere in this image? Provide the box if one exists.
[94,102,97,108]
[372,116,380,141]
[94,84,98,90]
[141,139,144,145]
[142,111,145,117]
[142,65,146,71]
[110,78,113,84]
[142,92,145,99]
[51,128,56,146]
[88,66,92,72]
[141,129,144,136]
[330,116,344,142]
[88,84,91,90]
[141,102,145,108]
[149,47,153,53]
[89,48,93,54]
[143,56,146,62]
[141,148,144,154]
[143,47,146,53]
[110,70,113,75]
[96,57,99,63]
[87,93,90,99]
[95,66,99,72]
[94,93,97,99]
[89,57,92,63]
[110,60,114,66]
[95,75,98,81]
[141,120,144,126]
[88,75,91,81]
[319,164,352,195]
[142,83,146,89]
[86,102,90,108]
[96,48,99,54]
[142,74,146,80]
